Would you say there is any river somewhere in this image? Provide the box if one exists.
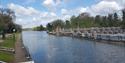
[22,31,125,63]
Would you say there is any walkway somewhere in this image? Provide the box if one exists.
[14,34,28,63]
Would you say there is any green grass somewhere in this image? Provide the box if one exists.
[0,51,14,62]
[0,33,18,62]
[1,37,15,48]
[1,33,17,48]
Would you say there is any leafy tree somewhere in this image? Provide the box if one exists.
[70,15,78,28]
[78,13,94,28]
[65,20,71,29]
[122,9,125,28]
[46,23,53,32]
[94,15,101,27]
[40,25,45,30]
[33,25,45,31]
[46,11,124,32]
[101,16,108,27]
[51,19,64,32]
[0,8,16,39]
[107,14,113,27]
[113,13,119,27]
[114,13,118,21]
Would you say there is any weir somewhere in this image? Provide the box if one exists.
[49,27,125,42]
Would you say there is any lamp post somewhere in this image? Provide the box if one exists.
[13,28,16,41]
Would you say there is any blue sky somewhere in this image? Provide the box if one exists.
[1,0,124,28]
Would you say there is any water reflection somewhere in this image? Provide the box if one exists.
[22,31,125,63]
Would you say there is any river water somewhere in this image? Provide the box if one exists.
[22,31,125,63]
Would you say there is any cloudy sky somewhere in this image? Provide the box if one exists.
[1,0,125,28]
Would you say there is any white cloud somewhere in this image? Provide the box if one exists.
[61,9,68,15]
[99,0,125,7]
[60,7,87,20]
[86,1,122,16]
[43,0,54,6]
[50,12,57,16]
[43,0,62,6]
[6,0,123,28]
[8,3,59,28]
[8,3,40,16]
[54,0,62,5]
[62,15,71,20]
[43,0,56,12]
[61,0,123,19]
[79,8,87,13]
[42,0,62,12]
[61,7,87,16]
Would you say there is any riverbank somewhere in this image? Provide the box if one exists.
[14,34,32,63]
[0,33,32,63]
[48,31,125,42]
[48,27,125,42]
[0,34,16,63]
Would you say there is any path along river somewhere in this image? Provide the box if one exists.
[22,31,125,63]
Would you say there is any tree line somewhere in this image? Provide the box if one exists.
[0,8,22,39]
[46,9,125,32]
[33,25,46,31]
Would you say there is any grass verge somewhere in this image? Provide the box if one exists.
[0,51,14,62]
[0,33,18,62]
[0,33,17,48]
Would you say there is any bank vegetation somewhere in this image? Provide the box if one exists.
[46,9,125,32]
